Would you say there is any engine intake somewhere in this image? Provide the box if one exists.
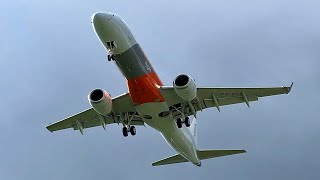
[88,89,112,115]
[173,74,197,101]
[175,74,190,87]
[90,89,104,101]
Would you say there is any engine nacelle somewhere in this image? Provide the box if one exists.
[88,89,112,115]
[173,74,197,101]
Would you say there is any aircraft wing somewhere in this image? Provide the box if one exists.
[46,93,144,134]
[160,83,293,118]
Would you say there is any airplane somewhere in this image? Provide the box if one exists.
[46,12,293,166]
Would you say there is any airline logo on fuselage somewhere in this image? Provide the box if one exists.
[145,61,152,72]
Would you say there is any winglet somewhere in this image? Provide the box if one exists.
[286,82,294,94]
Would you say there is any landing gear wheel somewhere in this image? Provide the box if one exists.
[111,41,116,49]
[130,126,136,136]
[122,127,128,137]
[107,54,115,61]
[176,118,182,128]
[185,117,190,127]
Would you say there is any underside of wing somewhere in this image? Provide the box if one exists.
[46,93,144,134]
[46,108,101,132]
[160,83,293,117]
[46,108,144,132]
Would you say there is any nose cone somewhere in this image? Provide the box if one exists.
[91,12,119,33]
[92,12,117,24]
[92,12,106,25]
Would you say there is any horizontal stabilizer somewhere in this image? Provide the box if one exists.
[152,154,188,166]
[197,149,246,160]
[152,149,246,166]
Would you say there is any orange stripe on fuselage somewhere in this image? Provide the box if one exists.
[127,72,164,105]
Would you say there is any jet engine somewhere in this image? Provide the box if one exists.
[88,89,112,115]
[173,74,197,101]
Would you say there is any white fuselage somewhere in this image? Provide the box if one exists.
[92,12,201,166]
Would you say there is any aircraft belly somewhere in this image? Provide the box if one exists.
[135,102,200,165]
[114,44,165,104]
[162,131,200,165]
[93,12,199,165]
[135,102,173,132]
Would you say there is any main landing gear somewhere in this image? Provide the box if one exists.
[176,117,190,128]
[122,126,136,137]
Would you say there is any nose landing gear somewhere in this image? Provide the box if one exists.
[107,54,115,61]
[106,41,117,61]
[106,41,117,49]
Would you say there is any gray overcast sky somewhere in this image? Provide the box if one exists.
[1,0,319,179]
